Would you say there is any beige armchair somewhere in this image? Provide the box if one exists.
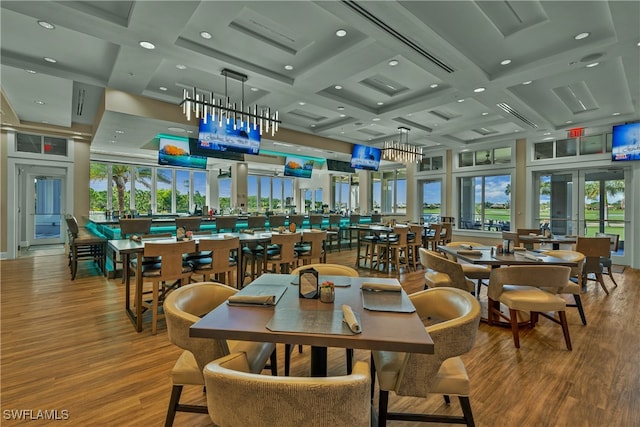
[488,265,573,350]
[204,352,370,427]
[419,248,475,293]
[538,250,587,325]
[163,282,277,427]
[444,242,491,287]
[372,287,481,427]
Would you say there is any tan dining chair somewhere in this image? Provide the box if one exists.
[288,214,305,230]
[576,236,614,295]
[444,241,491,288]
[517,228,541,249]
[190,236,240,288]
[408,224,425,270]
[595,232,620,287]
[488,265,573,350]
[164,282,277,427]
[295,229,327,265]
[438,222,452,246]
[214,216,237,232]
[204,352,370,427]
[131,239,195,334]
[371,287,481,427]
[423,222,442,251]
[265,232,301,273]
[325,214,343,252]
[308,214,324,229]
[174,216,201,233]
[287,263,359,377]
[375,225,412,276]
[246,215,267,231]
[117,217,154,282]
[268,214,287,229]
[419,248,476,293]
[64,215,107,280]
[538,250,587,325]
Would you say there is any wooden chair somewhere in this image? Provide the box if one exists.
[517,228,541,250]
[118,218,153,282]
[488,265,573,350]
[204,352,370,427]
[576,236,614,294]
[190,237,240,288]
[371,287,481,427]
[246,215,267,231]
[214,216,237,232]
[325,214,343,252]
[595,232,620,287]
[370,213,382,224]
[408,224,425,270]
[295,230,327,265]
[423,222,442,251]
[131,240,195,334]
[175,216,201,233]
[538,250,587,325]
[64,215,106,280]
[288,214,305,230]
[164,283,277,426]
[375,226,412,276]
[439,222,452,245]
[265,232,301,273]
[268,214,287,230]
[308,214,324,229]
[348,214,361,248]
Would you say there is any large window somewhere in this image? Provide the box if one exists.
[111,164,132,215]
[134,166,152,214]
[421,180,442,223]
[459,174,511,231]
[218,177,231,212]
[176,170,191,213]
[156,168,173,213]
[193,171,206,211]
[371,168,407,214]
[332,175,350,213]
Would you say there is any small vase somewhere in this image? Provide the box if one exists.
[320,287,335,303]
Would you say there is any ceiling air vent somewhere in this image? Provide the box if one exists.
[497,103,538,128]
[342,1,455,73]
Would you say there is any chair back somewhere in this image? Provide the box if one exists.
[143,240,196,280]
[198,237,240,271]
[204,352,370,427]
[175,216,201,232]
[270,232,302,265]
[246,215,267,230]
[595,232,620,252]
[418,248,474,292]
[288,214,305,228]
[119,218,152,238]
[501,231,519,248]
[576,236,611,275]
[164,282,237,373]
[517,228,540,237]
[394,287,480,396]
[538,250,585,284]
[308,214,324,229]
[391,225,410,246]
[268,215,287,228]
[371,213,382,224]
[328,214,342,230]
[298,230,327,261]
[488,265,571,301]
[215,216,238,232]
[349,214,361,226]
[290,263,359,277]
[65,215,80,238]
[440,222,452,243]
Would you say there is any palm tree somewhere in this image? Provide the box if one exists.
[584,179,625,223]
[90,164,166,213]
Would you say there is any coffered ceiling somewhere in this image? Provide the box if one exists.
[1,1,638,166]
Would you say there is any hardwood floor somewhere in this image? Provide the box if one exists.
[1,249,638,426]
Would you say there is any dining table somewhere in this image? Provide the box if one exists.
[190,273,434,377]
[108,232,273,332]
[517,234,577,250]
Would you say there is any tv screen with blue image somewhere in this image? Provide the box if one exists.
[350,144,381,171]
[158,137,207,169]
[612,122,640,161]
[284,156,314,178]
[198,113,261,155]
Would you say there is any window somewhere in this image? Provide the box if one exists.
[556,138,577,157]
[534,141,554,159]
[134,166,152,214]
[247,175,259,212]
[111,164,132,215]
[332,175,350,212]
[370,168,407,214]
[193,171,206,211]
[89,163,109,214]
[459,147,512,167]
[175,170,190,213]
[16,133,68,156]
[419,155,444,171]
[218,177,231,212]
[580,135,604,155]
[156,168,173,214]
[421,180,442,223]
[459,174,511,231]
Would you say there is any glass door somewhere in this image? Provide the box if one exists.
[27,173,65,246]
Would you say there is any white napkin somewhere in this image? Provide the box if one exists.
[459,244,473,250]
[457,249,482,256]
[227,294,276,306]
[361,282,402,292]
[512,247,526,251]
[342,304,361,333]
[523,252,543,262]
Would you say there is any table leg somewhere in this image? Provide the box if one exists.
[310,346,328,377]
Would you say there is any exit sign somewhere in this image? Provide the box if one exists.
[568,127,584,138]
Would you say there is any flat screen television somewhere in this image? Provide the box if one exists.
[158,137,207,169]
[197,113,261,155]
[350,144,381,171]
[612,122,640,161]
[284,156,314,178]
[327,159,355,173]
[188,138,245,161]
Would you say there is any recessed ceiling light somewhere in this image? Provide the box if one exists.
[566,120,573,124]
[139,41,155,50]
[311,124,316,127]
[522,80,533,85]
[544,132,551,135]
[544,137,553,140]
[34,100,45,105]
[176,64,187,70]
[612,112,621,116]
[372,117,380,121]
[377,102,384,105]
[500,59,512,65]
[41,121,48,124]
[514,130,520,132]
[637,41,640,46]
[337,106,345,111]
[284,65,294,70]
[168,126,186,133]
[298,101,306,106]
[574,32,590,40]
[585,62,599,68]
[159,86,167,91]
[200,31,212,39]
[334,85,343,90]
[37,20,55,30]
[339,114,346,117]
[335,29,347,37]
[25,69,37,74]
[115,130,125,134]
[481,112,489,116]
[457,99,465,103]
[473,87,485,93]
[43,57,57,63]
[186,130,193,134]
[388,59,399,67]
[429,83,439,88]
[250,87,259,92]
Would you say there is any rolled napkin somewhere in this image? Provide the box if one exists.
[459,244,473,249]
[227,294,276,306]
[361,282,402,292]
[512,247,526,251]
[342,304,361,334]
[523,252,543,262]
[456,249,482,256]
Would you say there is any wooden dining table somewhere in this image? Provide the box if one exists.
[190,273,434,376]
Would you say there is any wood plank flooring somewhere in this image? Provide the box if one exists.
[1,249,638,426]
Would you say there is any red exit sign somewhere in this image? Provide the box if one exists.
[568,127,584,138]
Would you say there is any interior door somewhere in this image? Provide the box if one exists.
[26,170,66,246]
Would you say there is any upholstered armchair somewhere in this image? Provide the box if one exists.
[418,248,476,294]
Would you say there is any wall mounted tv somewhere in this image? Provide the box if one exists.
[188,138,244,161]
[612,122,640,161]
[197,113,261,155]
[284,156,314,178]
[158,137,207,169]
[350,144,381,171]
[327,159,355,173]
